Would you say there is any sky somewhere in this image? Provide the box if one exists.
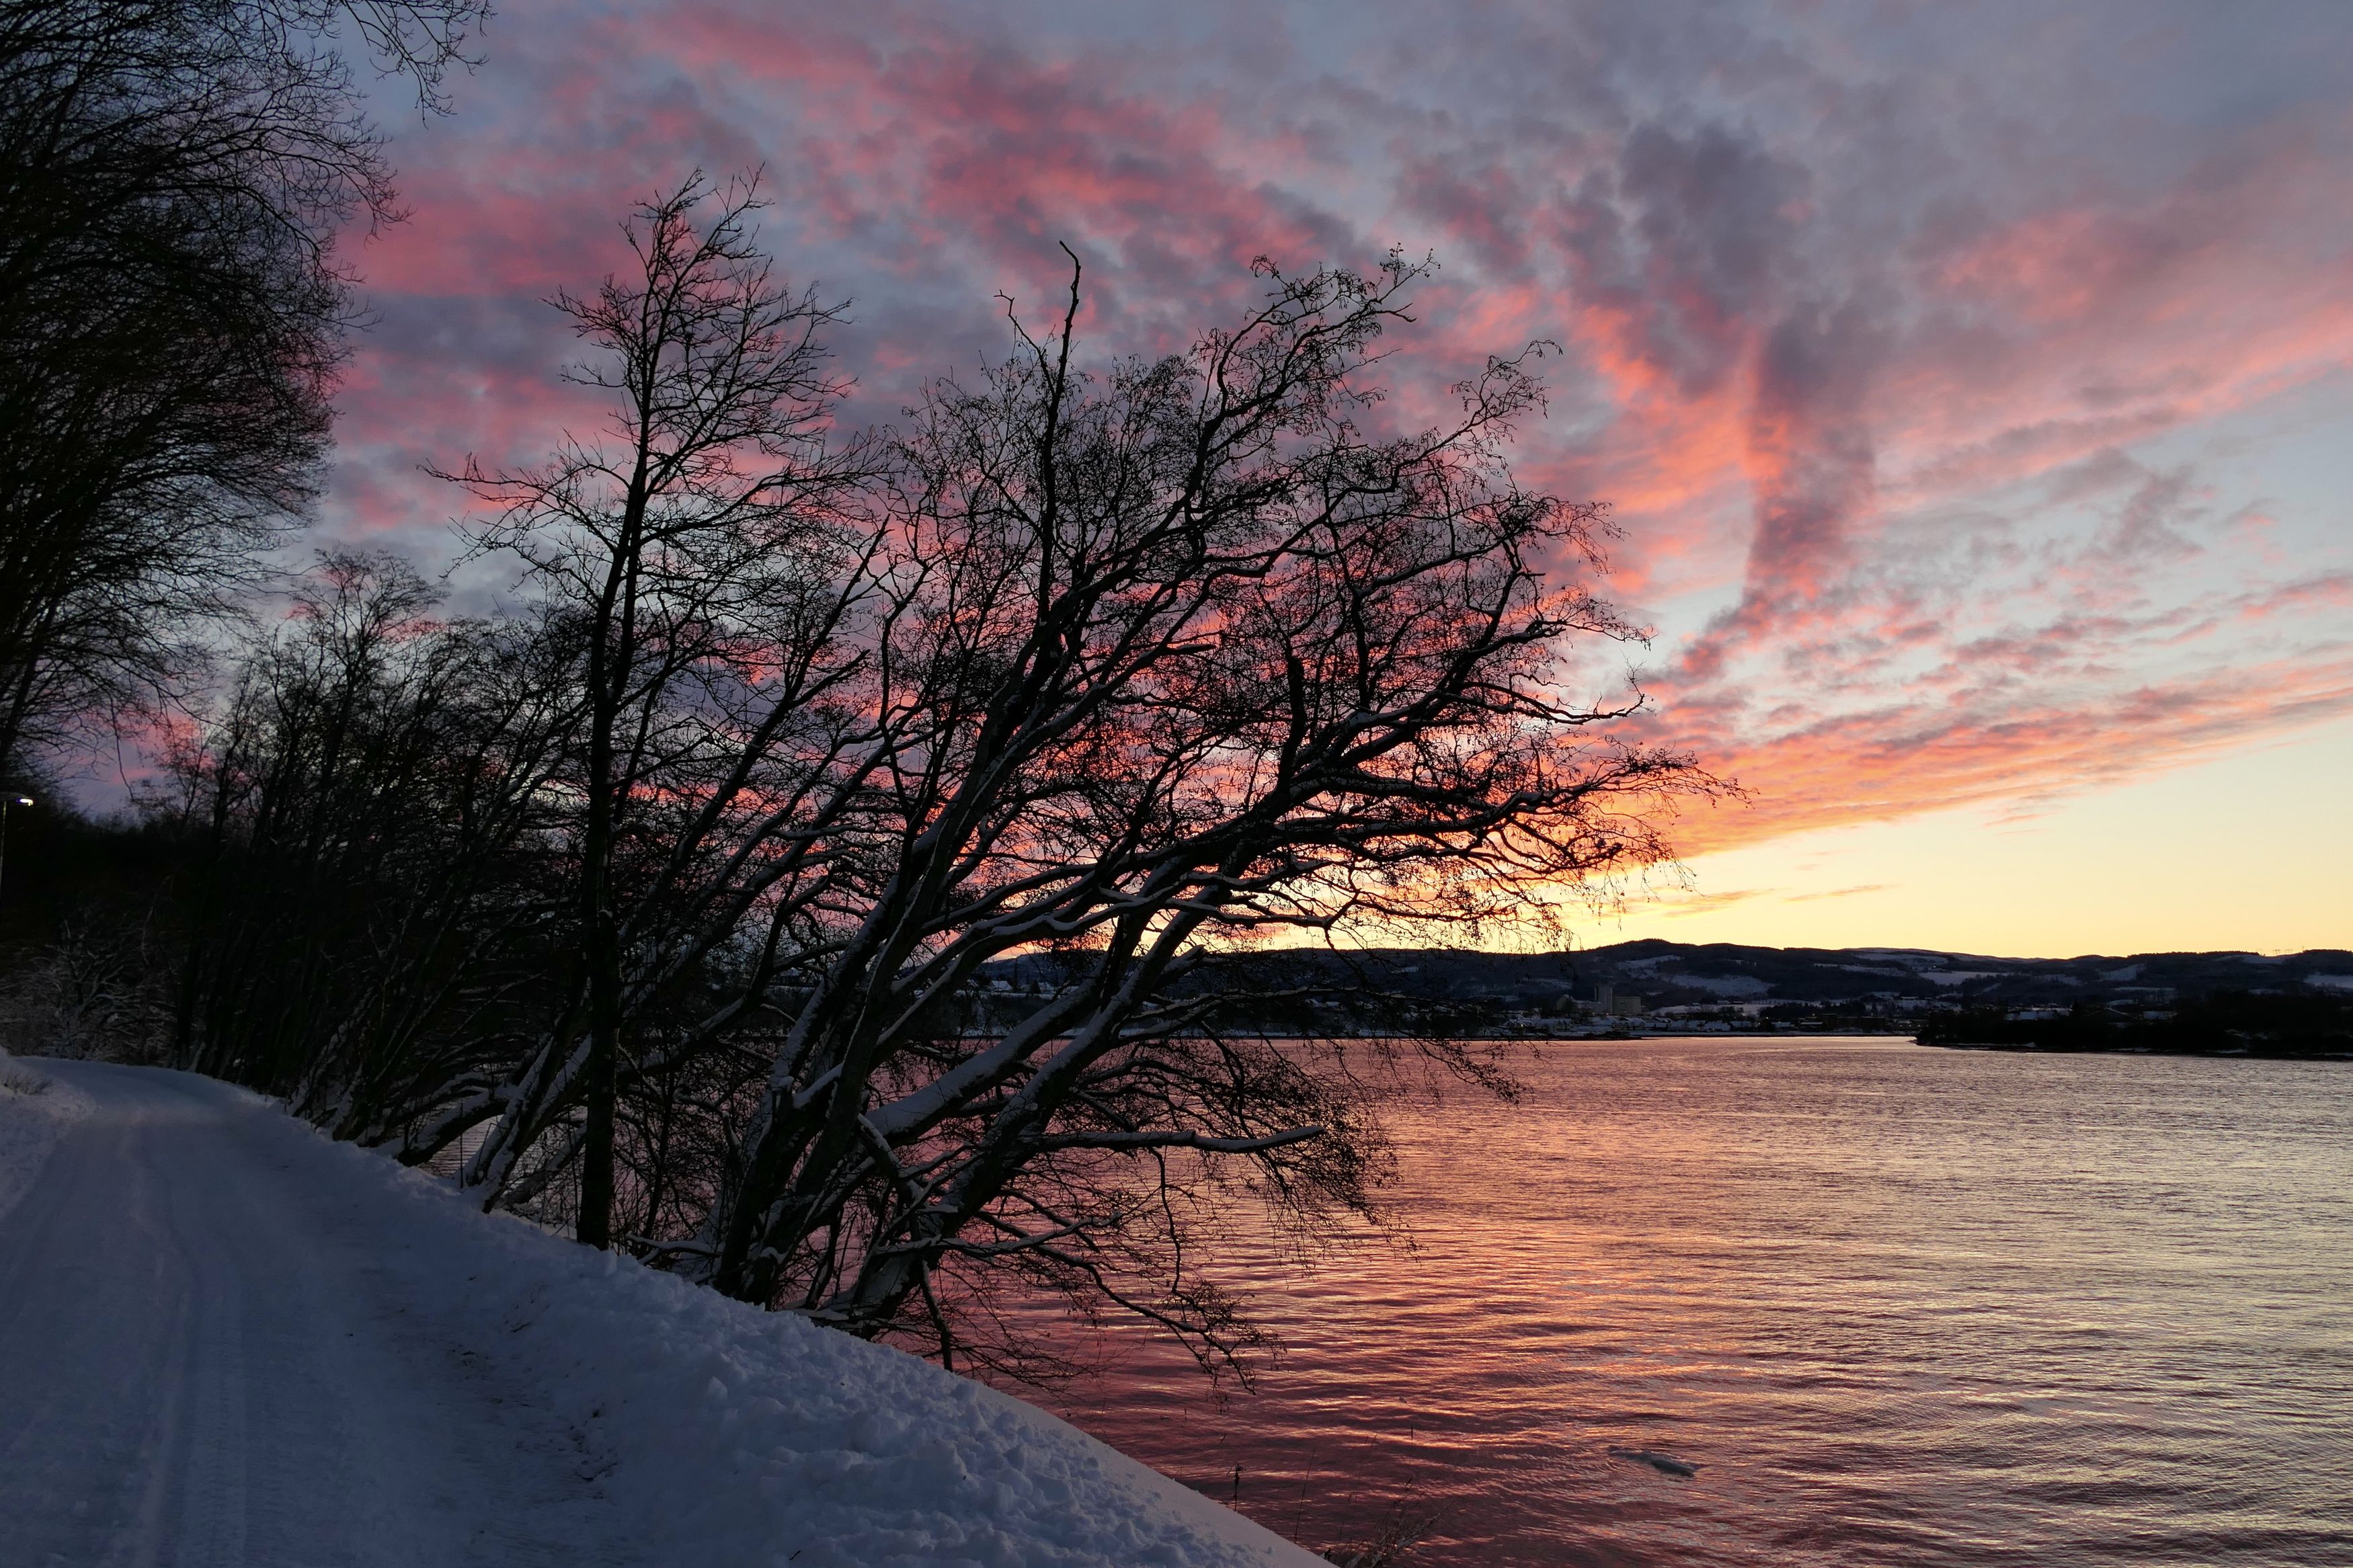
[323,0,2352,958]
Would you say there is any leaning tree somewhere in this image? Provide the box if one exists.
[371,177,1706,1371]
[672,250,1708,1368]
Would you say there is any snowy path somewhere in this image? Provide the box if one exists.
[0,1062,1318,1568]
[0,1063,625,1567]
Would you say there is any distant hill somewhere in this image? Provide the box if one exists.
[978,941,2353,1052]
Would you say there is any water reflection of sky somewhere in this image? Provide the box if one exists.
[1010,1039,2353,1567]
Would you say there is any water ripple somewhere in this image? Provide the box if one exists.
[1029,1038,2353,1566]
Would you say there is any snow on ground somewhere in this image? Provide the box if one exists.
[0,1061,1323,1567]
[0,1046,92,1225]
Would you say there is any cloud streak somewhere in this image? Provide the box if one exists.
[323,0,2353,859]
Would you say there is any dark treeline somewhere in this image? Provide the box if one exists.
[0,11,1709,1372]
[1918,994,2353,1059]
[0,0,485,770]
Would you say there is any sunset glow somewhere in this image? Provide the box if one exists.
[335,1,2353,956]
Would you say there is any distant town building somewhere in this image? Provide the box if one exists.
[1586,985,1646,1017]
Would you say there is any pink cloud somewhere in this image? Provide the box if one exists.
[314,0,2353,863]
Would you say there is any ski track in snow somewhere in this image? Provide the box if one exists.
[0,1061,1320,1568]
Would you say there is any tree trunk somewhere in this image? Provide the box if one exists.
[577,907,619,1248]
[575,572,623,1248]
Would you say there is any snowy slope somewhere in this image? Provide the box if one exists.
[0,1061,1322,1568]
[0,1046,91,1223]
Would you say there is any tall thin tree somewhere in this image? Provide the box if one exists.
[444,172,866,1247]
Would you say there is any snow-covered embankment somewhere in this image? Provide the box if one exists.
[0,1059,1320,1567]
[0,1045,93,1222]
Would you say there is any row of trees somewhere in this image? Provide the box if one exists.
[0,4,1708,1370]
[149,176,1706,1368]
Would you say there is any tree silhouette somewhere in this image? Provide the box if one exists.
[443,173,871,1248]
[0,0,487,773]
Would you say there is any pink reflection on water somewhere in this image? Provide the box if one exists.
[991,1038,2353,1567]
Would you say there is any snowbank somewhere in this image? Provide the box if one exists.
[186,1073,1318,1567]
[0,1046,92,1224]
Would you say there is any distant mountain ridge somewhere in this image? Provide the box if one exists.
[979,941,2353,1042]
[1443,938,2353,1011]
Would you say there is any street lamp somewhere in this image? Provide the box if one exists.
[0,794,31,905]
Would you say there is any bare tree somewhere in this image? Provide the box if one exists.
[114,183,1708,1378]
[0,0,490,772]
[665,250,1706,1367]
[442,172,873,1248]
[0,911,175,1062]
[166,552,579,1139]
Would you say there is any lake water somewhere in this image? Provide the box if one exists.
[1033,1037,2353,1566]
